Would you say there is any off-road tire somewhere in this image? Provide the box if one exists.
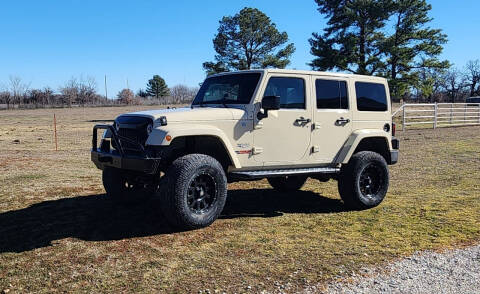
[102,167,151,204]
[338,151,389,210]
[268,176,307,192]
[160,154,227,230]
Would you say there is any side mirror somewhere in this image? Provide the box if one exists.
[257,95,280,120]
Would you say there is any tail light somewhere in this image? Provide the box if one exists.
[392,122,396,137]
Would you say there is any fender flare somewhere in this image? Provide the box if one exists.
[334,129,391,164]
[146,124,241,169]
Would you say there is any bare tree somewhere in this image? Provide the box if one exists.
[442,68,465,103]
[0,91,12,109]
[464,60,480,97]
[29,89,43,108]
[43,87,55,105]
[59,77,78,107]
[59,76,97,106]
[28,88,55,108]
[170,84,198,104]
[78,76,97,105]
[8,76,30,107]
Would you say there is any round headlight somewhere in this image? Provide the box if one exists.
[147,123,153,135]
[157,116,168,126]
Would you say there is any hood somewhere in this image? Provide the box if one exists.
[118,107,243,122]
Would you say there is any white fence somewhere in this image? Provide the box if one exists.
[392,103,480,131]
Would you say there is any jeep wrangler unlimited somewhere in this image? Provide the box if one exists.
[92,69,399,229]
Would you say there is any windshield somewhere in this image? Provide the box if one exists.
[192,73,261,106]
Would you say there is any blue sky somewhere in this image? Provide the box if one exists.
[1,0,479,97]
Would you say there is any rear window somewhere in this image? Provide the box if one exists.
[315,79,348,109]
[355,82,388,112]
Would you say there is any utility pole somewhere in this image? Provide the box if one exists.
[104,75,108,99]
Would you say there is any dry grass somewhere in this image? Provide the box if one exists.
[0,106,479,293]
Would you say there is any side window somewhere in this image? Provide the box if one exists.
[355,82,388,111]
[264,77,305,109]
[315,79,348,109]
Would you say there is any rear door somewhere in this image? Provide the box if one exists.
[253,74,312,164]
[311,76,352,163]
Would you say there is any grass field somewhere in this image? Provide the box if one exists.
[1,106,479,293]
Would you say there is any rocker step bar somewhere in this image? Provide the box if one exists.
[230,167,340,180]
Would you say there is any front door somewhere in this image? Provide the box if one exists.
[253,75,312,165]
[311,77,352,163]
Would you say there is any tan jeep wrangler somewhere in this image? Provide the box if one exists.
[92,69,399,229]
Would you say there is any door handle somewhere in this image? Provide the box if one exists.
[335,117,350,125]
[295,117,311,124]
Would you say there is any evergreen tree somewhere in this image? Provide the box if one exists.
[383,0,449,98]
[202,61,228,77]
[146,75,169,99]
[203,7,295,75]
[309,0,449,99]
[309,0,391,75]
[137,88,148,98]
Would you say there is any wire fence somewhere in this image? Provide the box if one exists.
[393,103,480,131]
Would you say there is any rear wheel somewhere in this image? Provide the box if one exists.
[338,151,389,210]
[160,154,227,230]
[268,176,307,192]
[102,168,152,204]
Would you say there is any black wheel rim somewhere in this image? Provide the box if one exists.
[359,164,384,198]
[187,173,217,215]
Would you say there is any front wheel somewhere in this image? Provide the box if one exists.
[160,154,227,230]
[338,151,389,210]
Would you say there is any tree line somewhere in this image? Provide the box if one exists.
[2,1,478,109]
[203,1,479,102]
[0,75,198,110]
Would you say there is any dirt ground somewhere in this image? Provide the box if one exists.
[0,106,479,293]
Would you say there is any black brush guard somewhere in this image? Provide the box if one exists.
[91,124,160,174]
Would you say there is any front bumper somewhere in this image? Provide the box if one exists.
[91,124,160,174]
[91,151,160,174]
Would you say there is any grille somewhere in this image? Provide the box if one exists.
[118,128,147,145]
[114,116,153,153]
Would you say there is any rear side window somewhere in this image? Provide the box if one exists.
[264,77,305,109]
[315,79,348,109]
[467,97,480,103]
[355,82,388,111]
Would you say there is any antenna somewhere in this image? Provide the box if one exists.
[127,78,129,90]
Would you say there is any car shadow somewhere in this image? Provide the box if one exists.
[221,189,345,219]
[0,189,346,253]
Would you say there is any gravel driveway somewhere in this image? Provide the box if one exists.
[305,244,480,294]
